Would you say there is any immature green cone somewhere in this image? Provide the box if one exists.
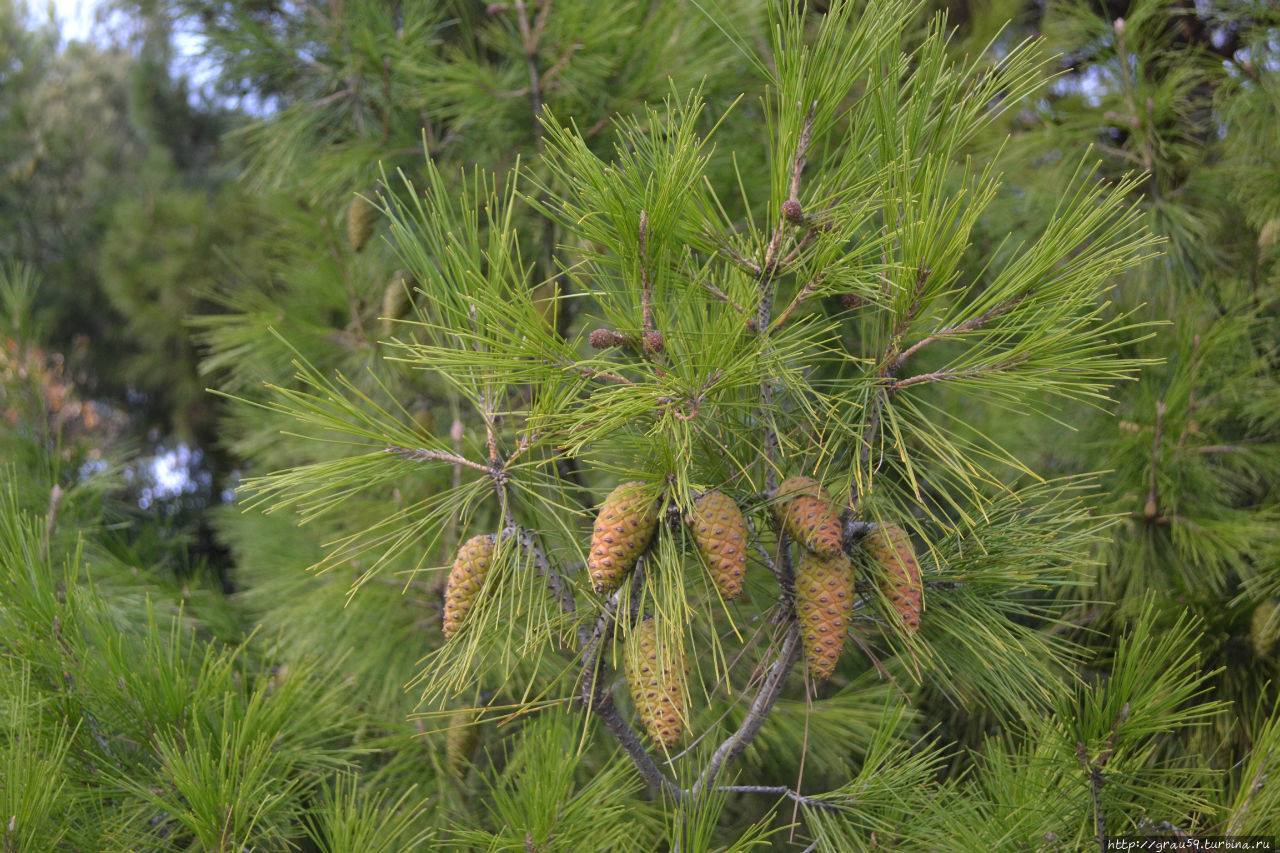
[688,490,749,601]
[774,475,843,558]
[379,270,413,335]
[443,534,496,639]
[347,193,378,252]
[1251,600,1279,657]
[795,551,854,681]
[445,709,481,780]
[588,482,658,595]
[864,523,923,635]
[624,616,686,749]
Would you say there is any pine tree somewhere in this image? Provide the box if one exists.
[6,0,1278,848]
[181,0,1280,846]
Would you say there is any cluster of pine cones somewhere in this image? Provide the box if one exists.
[441,476,925,751]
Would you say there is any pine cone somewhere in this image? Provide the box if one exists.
[864,523,923,635]
[347,193,378,252]
[795,550,854,681]
[380,270,413,335]
[774,475,843,558]
[624,616,686,748]
[688,490,749,601]
[1251,600,1279,657]
[588,481,658,595]
[445,708,481,780]
[443,534,496,639]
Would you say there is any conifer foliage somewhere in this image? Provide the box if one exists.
[5,0,1280,849]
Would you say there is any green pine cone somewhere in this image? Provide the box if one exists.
[380,270,413,335]
[624,616,686,749]
[445,709,481,781]
[347,193,378,252]
[1251,600,1279,657]
[588,482,658,595]
[689,490,749,601]
[443,534,496,640]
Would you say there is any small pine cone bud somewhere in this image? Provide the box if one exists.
[1251,601,1279,657]
[840,293,866,309]
[589,328,627,349]
[774,476,843,558]
[781,199,804,224]
[745,317,759,332]
[380,271,413,335]
[642,330,664,355]
[624,616,686,748]
[1143,497,1158,520]
[588,482,659,594]
[688,491,749,601]
[445,708,481,780]
[795,551,854,681]
[864,523,922,635]
[443,534,497,639]
[347,194,379,252]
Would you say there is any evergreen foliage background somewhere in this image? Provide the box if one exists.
[2,0,1279,849]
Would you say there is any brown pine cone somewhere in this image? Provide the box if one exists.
[864,523,923,635]
[774,475,843,558]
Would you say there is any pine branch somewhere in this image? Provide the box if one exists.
[1226,743,1274,836]
[639,210,654,334]
[1144,401,1166,520]
[384,445,491,474]
[886,358,1025,391]
[769,269,827,335]
[1076,702,1130,853]
[575,558,686,803]
[713,785,839,812]
[858,264,933,486]
[891,288,1033,370]
[513,0,551,145]
[691,621,803,796]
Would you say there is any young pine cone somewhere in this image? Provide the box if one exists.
[588,481,659,595]
[443,534,496,640]
[688,490,748,601]
[624,616,686,749]
[864,523,923,635]
[379,270,413,335]
[1251,600,1279,658]
[444,709,481,781]
[774,475,843,558]
[347,193,378,252]
[795,550,855,681]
